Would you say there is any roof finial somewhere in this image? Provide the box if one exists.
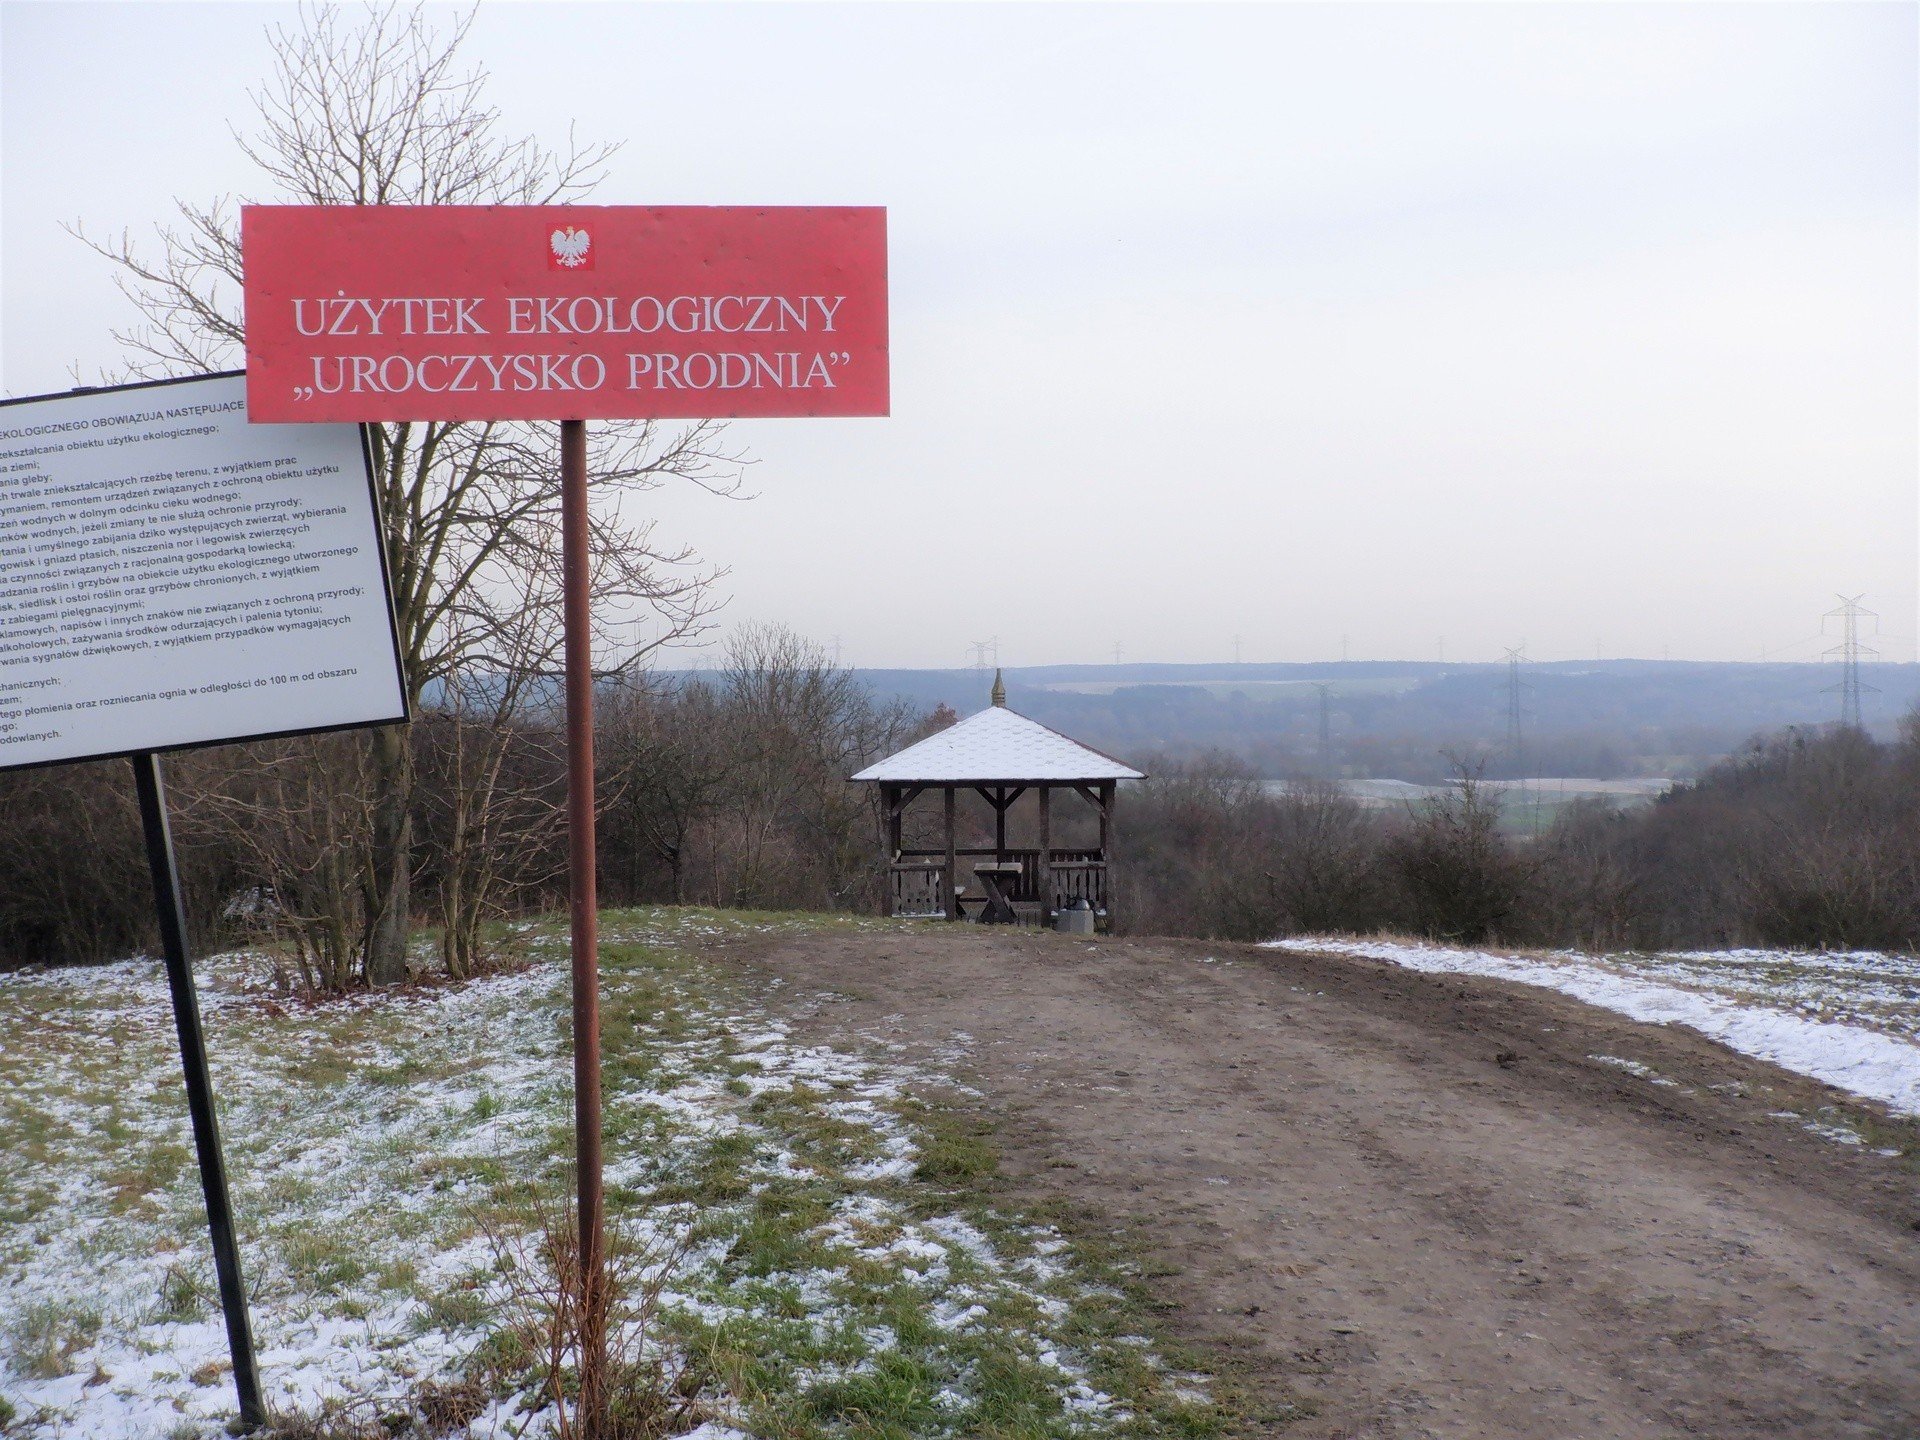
[990,668,1006,707]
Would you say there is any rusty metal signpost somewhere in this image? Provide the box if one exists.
[242,205,889,1424]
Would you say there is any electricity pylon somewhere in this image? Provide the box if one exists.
[1501,647,1530,766]
[1822,595,1879,728]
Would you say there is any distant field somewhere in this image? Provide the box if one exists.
[1261,777,1673,833]
[1039,677,1421,699]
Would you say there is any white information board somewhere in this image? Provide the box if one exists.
[0,373,407,769]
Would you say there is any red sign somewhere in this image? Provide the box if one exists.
[242,206,888,423]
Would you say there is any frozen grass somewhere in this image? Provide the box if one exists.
[1269,935,1920,1122]
[0,908,1224,1439]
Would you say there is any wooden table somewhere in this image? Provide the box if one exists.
[970,862,1023,924]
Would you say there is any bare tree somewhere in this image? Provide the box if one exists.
[599,677,733,907]
[413,577,570,982]
[716,624,910,909]
[594,630,917,913]
[75,4,740,982]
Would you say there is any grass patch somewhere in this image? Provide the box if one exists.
[5,1299,102,1380]
[906,1104,1000,1187]
[415,1286,490,1334]
[278,1227,373,1294]
[0,907,1267,1438]
[151,1263,212,1324]
[467,1090,502,1122]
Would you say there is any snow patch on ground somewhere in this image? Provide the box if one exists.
[2,911,1182,1438]
[1588,1055,1681,1087]
[1266,937,1920,1117]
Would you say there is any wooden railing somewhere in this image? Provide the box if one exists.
[1049,860,1108,914]
[890,849,1109,917]
[888,861,947,918]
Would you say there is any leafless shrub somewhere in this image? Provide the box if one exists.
[478,1196,710,1440]
[1714,726,1920,950]
[251,1371,487,1439]
[414,1374,491,1434]
[1525,798,1641,951]
[1386,756,1530,944]
[1260,778,1393,934]
[597,627,918,914]
[598,676,735,908]
[1118,755,1395,941]
[177,732,383,993]
[1523,717,1920,952]
[0,761,150,968]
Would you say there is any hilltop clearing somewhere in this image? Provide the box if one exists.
[8,916,1916,1438]
[719,926,1920,1440]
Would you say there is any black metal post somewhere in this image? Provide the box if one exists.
[131,752,265,1432]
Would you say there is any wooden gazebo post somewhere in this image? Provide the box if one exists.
[1036,784,1052,926]
[943,786,959,920]
[878,783,900,879]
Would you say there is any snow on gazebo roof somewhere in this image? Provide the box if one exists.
[851,702,1145,785]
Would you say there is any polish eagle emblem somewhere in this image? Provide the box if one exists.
[550,226,592,268]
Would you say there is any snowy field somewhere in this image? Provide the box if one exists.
[0,910,1215,1439]
[1268,936,1920,1121]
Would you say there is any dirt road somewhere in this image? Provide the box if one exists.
[720,927,1920,1440]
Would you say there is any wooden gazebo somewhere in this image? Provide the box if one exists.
[851,674,1144,925]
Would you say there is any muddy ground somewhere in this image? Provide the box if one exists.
[716,927,1920,1440]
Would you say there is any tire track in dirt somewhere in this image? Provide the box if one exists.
[719,928,1920,1439]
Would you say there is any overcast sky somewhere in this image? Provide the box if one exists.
[3,2,1914,668]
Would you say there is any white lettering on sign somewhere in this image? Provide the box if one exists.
[295,349,855,397]
[292,297,488,337]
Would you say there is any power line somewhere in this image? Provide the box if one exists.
[1822,594,1879,728]
[1758,630,1833,663]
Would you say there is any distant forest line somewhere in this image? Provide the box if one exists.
[5,638,1917,976]
[800,659,1920,783]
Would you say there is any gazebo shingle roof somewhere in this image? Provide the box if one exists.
[851,705,1144,784]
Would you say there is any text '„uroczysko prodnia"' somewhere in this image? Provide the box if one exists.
[289,292,855,396]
